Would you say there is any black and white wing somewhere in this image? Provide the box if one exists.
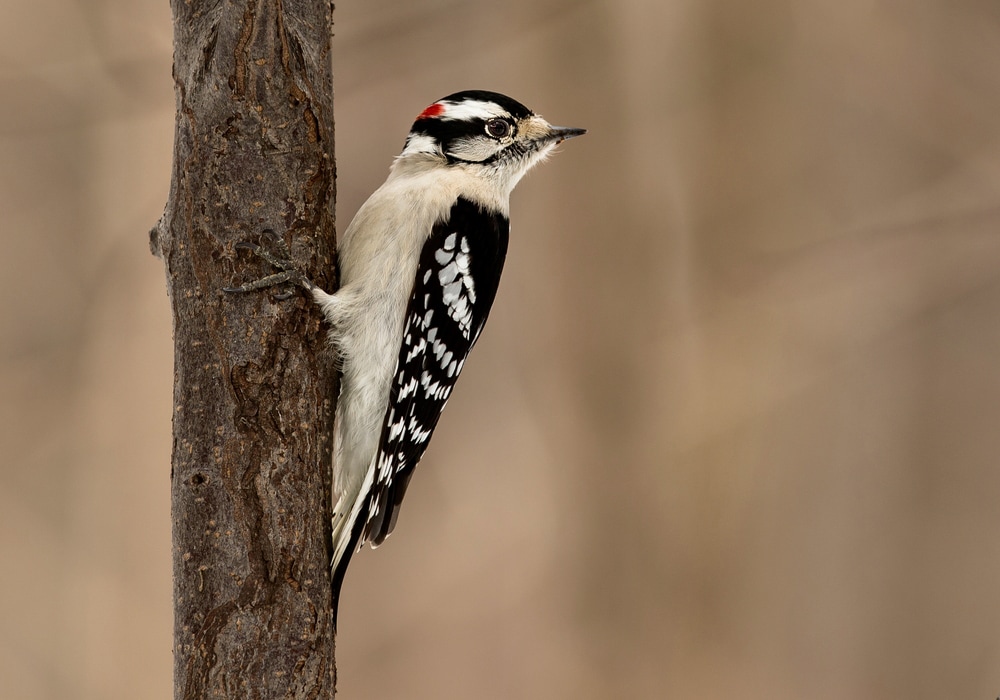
[362,196,510,545]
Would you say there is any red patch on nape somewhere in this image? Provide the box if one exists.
[416,102,446,120]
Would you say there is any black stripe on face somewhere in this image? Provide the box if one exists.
[406,91,535,160]
[409,117,490,153]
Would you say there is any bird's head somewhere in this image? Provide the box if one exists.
[394,90,586,195]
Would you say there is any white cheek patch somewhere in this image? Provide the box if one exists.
[446,136,499,163]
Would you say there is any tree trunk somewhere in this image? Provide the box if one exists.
[152,2,338,698]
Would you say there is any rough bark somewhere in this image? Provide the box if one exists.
[152,1,338,698]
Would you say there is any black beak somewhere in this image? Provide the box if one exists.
[549,126,587,143]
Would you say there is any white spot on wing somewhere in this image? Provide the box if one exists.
[443,279,462,304]
[439,261,459,285]
[388,417,405,441]
[405,338,425,362]
[432,233,479,338]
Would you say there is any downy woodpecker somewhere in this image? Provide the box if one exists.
[228,90,585,617]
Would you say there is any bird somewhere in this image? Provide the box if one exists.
[227,90,585,622]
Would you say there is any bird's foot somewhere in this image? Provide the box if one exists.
[224,230,316,297]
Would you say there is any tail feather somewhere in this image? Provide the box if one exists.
[330,507,366,628]
[329,454,377,628]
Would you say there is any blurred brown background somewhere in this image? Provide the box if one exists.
[4,1,1000,698]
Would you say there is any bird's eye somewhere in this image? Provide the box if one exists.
[485,118,511,139]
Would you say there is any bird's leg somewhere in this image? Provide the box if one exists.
[224,229,316,297]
